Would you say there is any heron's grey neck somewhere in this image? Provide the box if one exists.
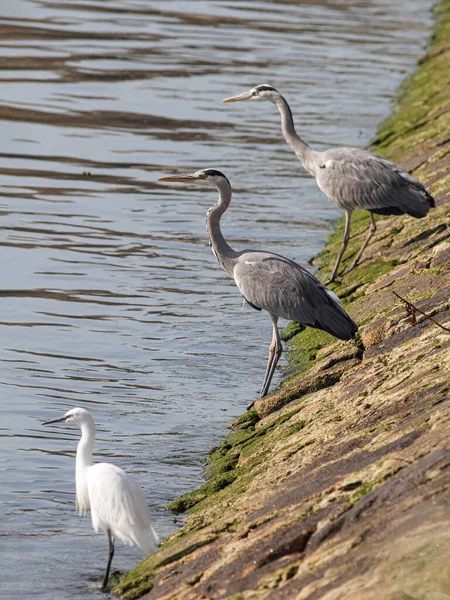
[206,180,238,277]
[76,420,95,471]
[274,95,317,176]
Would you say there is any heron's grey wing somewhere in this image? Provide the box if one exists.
[234,253,357,339]
[316,148,433,217]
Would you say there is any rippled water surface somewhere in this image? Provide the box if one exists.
[0,0,432,597]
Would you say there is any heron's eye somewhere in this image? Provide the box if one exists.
[252,90,259,96]
[200,173,208,179]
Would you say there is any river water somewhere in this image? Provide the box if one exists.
[0,0,432,597]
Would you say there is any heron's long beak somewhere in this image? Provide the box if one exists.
[223,91,253,103]
[42,415,68,426]
[158,174,197,183]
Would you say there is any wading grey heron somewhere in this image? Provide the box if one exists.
[159,169,357,408]
[223,85,435,284]
[43,407,158,590]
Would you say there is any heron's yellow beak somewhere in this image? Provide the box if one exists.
[158,174,197,183]
[223,91,253,103]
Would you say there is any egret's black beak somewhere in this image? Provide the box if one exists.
[42,415,68,426]
[158,174,197,183]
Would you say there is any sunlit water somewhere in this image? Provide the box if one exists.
[0,0,432,597]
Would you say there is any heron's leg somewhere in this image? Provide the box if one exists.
[247,317,282,410]
[342,212,376,275]
[326,210,352,284]
[261,315,283,395]
[101,530,115,590]
[247,317,284,410]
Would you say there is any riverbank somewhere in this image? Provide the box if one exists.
[114,1,450,598]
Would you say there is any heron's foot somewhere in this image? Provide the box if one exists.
[247,389,270,409]
[324,275,342,286]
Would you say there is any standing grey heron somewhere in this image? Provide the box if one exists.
[223,85,435,284]
[159,169,357,408]
[43,407,158,590]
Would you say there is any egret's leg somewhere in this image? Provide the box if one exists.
[326,210,352,284]
[247,316,282,409]
[101,531,115,590]
[342,212,376,275]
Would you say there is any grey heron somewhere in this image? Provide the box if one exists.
[43,408,158,590]
[223,85,435,283]
[159,169,357,408]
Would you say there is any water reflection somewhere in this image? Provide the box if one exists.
[0,0,432,597]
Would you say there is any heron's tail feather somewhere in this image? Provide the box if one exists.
[425,189,435,208]
[316,299,358,341]
[370,183,435,218]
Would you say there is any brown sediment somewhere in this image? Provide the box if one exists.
[114,1,450,598]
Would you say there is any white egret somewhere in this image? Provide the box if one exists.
[43,407,158,590]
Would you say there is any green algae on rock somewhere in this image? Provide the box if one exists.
[114,2,450,598]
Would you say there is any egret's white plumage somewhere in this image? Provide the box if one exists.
[88,462,158,554]
[43,407,158,589]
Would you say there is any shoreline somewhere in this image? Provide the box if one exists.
[115,1,450,597]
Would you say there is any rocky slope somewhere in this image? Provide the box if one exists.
[114,2,450,598]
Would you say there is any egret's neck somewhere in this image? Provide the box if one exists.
[274,95,318,176]
[206,179,238,277]
[75,418,95,514]
[77,420,94,470]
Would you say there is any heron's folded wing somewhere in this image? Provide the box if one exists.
[317,148,432,216]
[234,253,334,325]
